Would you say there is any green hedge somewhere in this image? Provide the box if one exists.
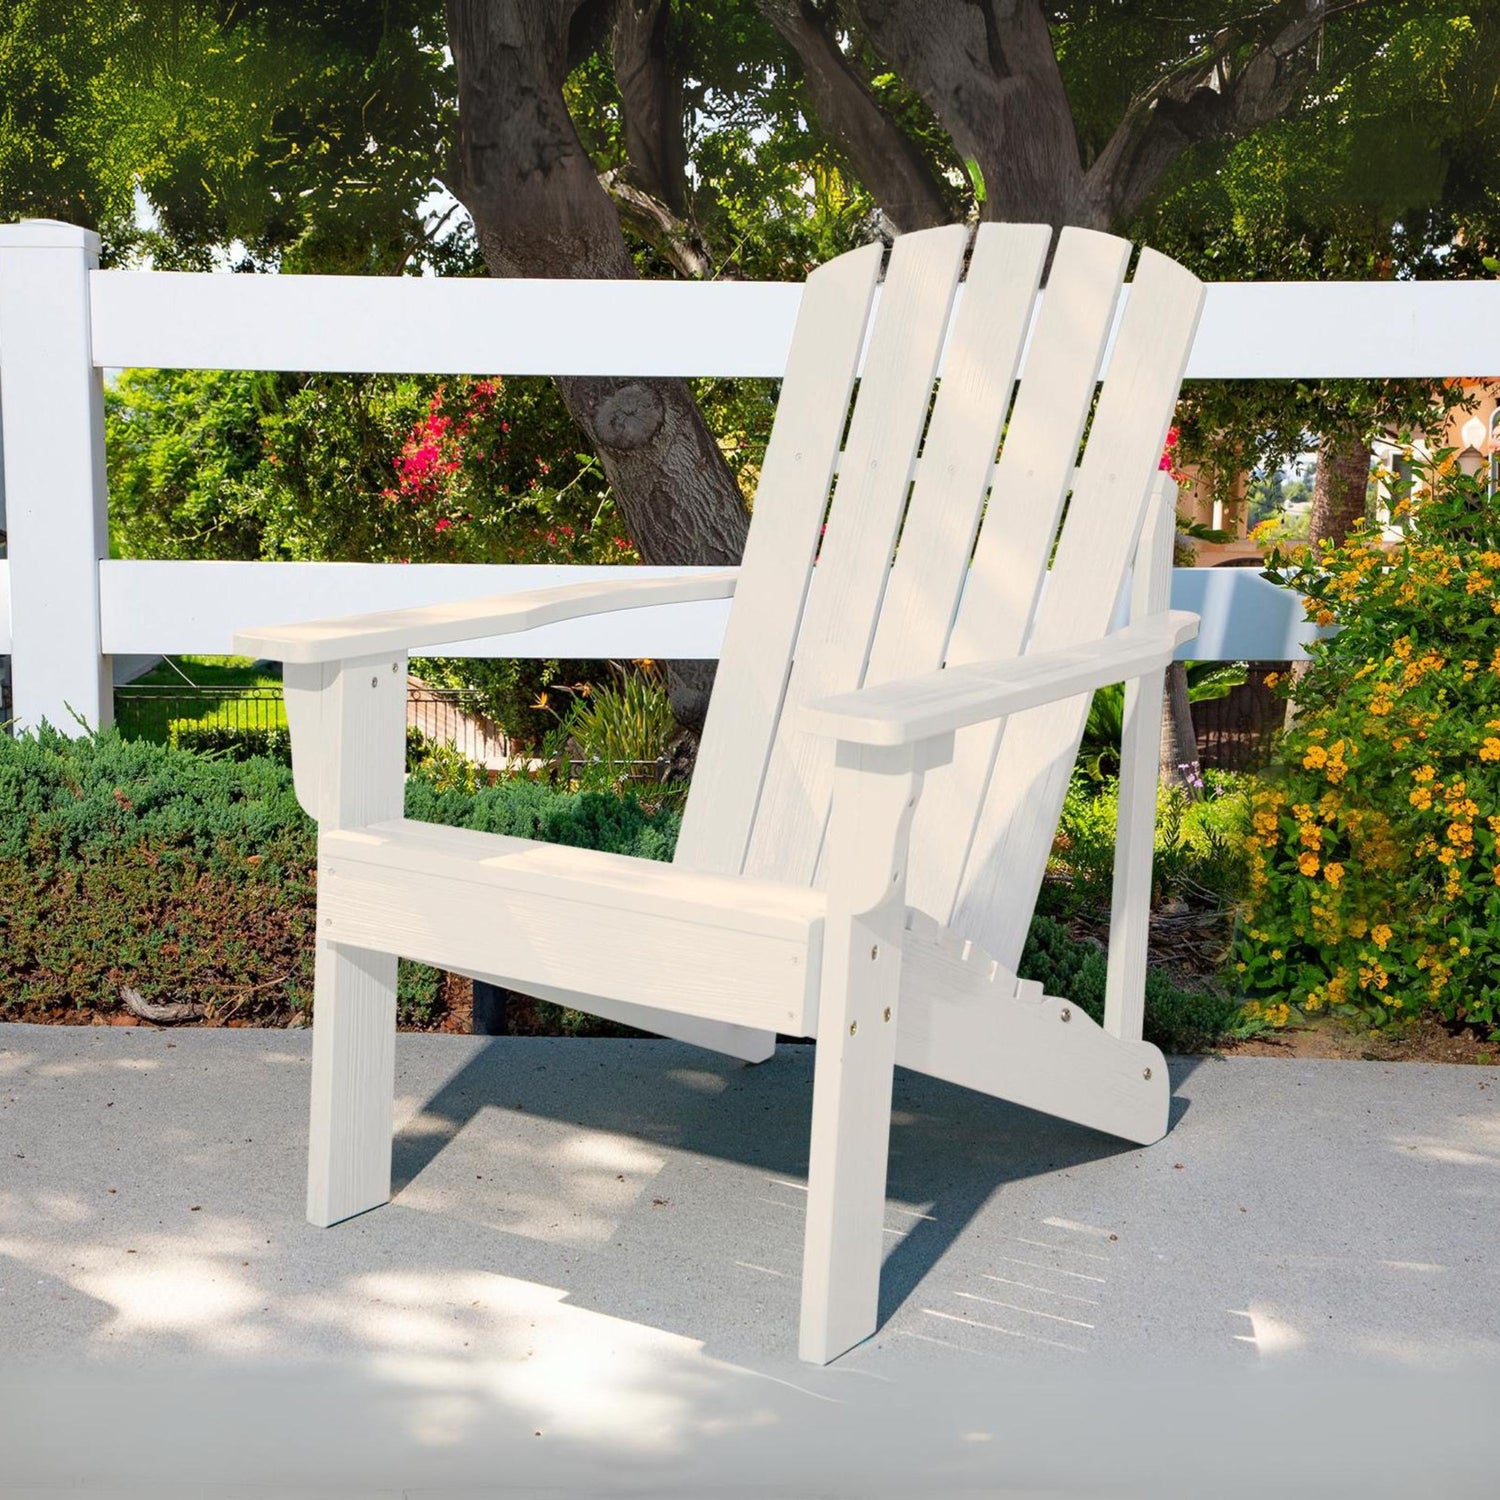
[0,728,1239,1050]
[0,728,677,1028]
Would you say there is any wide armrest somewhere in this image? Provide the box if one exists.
[233,569,737,665]
[801,610,1199,748]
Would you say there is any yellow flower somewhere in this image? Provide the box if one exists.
[530,692,549,710]
[1480,737,1500,763]
[1298,852,1320,878]
[1371,924,1392,950]
[1303,745,1329,770]
[1412,764,1436,782]
[1409,787,1433,810]
[1264,672,1280,689]
[1323,862,1345,887]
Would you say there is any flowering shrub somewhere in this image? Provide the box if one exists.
[1237,457,1500,1032]
[381,377,638,564]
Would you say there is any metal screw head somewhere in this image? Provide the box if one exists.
[883,1006,892,1023]
[1143,1067,1153,1081]
[391,662,399,674]
[1060,1007,1072,1023]
[848,1020,858,1036]
[870,944,879,961]
[370,676,379,689]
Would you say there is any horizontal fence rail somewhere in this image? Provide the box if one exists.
[92,559,1318,663]
[88,269,1500,379]
[3,217,1495,734]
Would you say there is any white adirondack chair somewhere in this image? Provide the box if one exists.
[237,223,1204,1365]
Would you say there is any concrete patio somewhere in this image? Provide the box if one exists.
[2,1024,1498,1497]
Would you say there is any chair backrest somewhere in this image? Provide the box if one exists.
[676,223,1204,968]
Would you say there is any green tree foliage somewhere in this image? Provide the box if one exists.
[1139,7,1500,511]
[107,370,627,563]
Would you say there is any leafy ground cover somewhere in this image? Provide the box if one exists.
[0,728,1245,1050]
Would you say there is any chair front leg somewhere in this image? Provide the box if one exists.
[799,734,951,1365]
[284,655,407,1226]
[307,941,399,1225]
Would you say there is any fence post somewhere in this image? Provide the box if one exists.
[0,220,111,734]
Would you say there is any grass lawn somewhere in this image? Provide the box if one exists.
[116,655,287,742]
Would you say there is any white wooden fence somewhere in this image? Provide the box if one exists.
[2,217,1498,735]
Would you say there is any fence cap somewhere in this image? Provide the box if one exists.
[0,220,101,253]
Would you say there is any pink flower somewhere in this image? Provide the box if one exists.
[434,517,452,534]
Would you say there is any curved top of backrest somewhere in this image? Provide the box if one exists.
[678,225,1204,955]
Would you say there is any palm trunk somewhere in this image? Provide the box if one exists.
[1288,433,1370,706]
[1159,660,1202,797]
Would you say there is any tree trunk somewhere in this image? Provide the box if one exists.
[755,1,951,232]
[444,0,748,731]
[849,0,1086,228]
[1284,431,1371,704]
[1310,433,1372,547]
[843,0,1342,234]
[611,0,687,215]
[1159,660,1202,797]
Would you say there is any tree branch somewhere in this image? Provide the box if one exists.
[755,0,951,231]
[611,0,689,216]
[601,167,714,277]
[844,0,1084,227]
[1083,0,1395,229]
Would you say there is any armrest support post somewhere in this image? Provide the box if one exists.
[1104,475,1176,1042]
[284,652,407,827]
[800,732,953,1364]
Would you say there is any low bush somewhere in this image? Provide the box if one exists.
[173,723,293,764]
[1043,770,1249,918]
[1019,916,1251,1054]
[0,728,1239,1049]
[0,728,676,1028]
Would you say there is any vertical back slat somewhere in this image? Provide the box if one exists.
[952,248,1205,966]
[861,223,1050,689]
[675,243,882,874]
[906,228,1131,922]
[743,224,969,883]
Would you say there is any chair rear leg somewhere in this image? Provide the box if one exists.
[306,938,398,1227]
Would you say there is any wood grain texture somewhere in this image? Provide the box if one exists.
[897,913,1169,1145]
[907,227,1130,924]
[1104,480,1183,1041]
[235,570,737,665]
[800,610,1195,747]
[304,654,408,1227]
[319,821,822,1033]
[678,242,882,877]
[953,248,1205,968]
[745,224,969,884]
[800,740,933,1364]
[861,223,1049,689]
